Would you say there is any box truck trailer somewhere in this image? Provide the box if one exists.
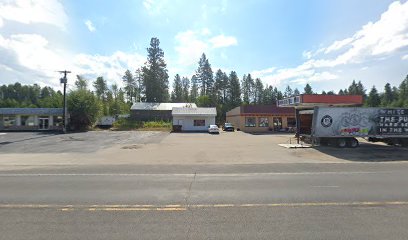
[298,107,408,148]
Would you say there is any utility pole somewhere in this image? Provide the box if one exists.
[58,70,71,133]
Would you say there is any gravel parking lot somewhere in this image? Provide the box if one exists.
[0,131,407,167]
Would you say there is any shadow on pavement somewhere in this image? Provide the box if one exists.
[314,142,408,162]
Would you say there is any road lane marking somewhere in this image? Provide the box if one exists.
[1,201,408,212]
[0,171,392,177]
[311,186,340,188]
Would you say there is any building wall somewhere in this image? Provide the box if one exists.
[173,116,215,131]
[226,115,295,132]
[0,114,62,131]
[226,115,242,130]
[130,110,172,121]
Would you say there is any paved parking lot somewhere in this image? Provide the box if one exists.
[0,131,167,153]
[0,131,407,167]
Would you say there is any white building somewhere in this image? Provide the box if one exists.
[172,107,217,132]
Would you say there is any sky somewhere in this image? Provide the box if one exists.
[0,0,407,93]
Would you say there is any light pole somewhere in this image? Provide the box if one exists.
[58,70,71,133]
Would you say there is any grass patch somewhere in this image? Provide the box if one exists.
[112,118,171,131]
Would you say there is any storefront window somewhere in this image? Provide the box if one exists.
[3,115,16,127]
[193,120,205,126]
[258,117,269,127]
[287,117,296,128]
[53,116,63,126]
[21,116,35,126]
[273,117,282,130]
[245,117,256,127]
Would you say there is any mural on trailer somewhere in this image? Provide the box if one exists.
[314,108,408,137]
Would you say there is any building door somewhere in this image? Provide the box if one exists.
[273,117,282,131]
[39,118,49,130]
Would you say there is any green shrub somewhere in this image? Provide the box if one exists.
[112,119,171,131]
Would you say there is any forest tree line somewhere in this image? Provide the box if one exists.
[1,37,408,125]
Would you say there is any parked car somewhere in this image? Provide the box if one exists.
[222,123,235,131]
[208,124,220,134]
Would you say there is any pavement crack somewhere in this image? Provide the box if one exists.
[185,171,196,208]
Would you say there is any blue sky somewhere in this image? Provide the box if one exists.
[0,0,407,93]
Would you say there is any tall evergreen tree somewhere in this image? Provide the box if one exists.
[397,75,408,107]
[214,69,226,104]
[142,37,169,102]
[195,53,213,96]
[381,83,395,106]
[171,74,183,102]
[93,76,108,101]
[181,77,190,102]
[366,86,381,107]
[122,69,136,103]
[284,85,293,97]
[190,75,199,102]
[304,83,313,94]
[135,68,143,102]
[241,74,254,104]
[254,78,264,104]
[293,88,300,96]
[262,85,275,104]
[228,71,241,108]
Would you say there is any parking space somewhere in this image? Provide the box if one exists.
[0,131,168,154]
[0,130,407,167]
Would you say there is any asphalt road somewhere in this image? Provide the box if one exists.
[1,162,408,239]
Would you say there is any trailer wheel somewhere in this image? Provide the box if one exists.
[347,138,359,148]
[337,138,347,148]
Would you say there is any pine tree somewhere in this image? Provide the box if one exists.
[366,86,381,107]
[181,77,190,102]
[381,83,394,106]
[195,53,213,96]
[171,74,183,103]
[284,85,293,97]
[262,85,274,104]
[228,71,241,108]
[122,69,136,103]
[304,83,313,94]
[241,74,254,104]
[254,78,264,104]
[190,75,199,102]
[135,68,143,102]
[142,37,169,102]
[293,88,300,96]
[93,76,108,101]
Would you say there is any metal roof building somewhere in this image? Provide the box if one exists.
[172,107,216,132]
[130,102,197,121]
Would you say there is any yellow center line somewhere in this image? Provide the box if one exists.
[1,201,408,212]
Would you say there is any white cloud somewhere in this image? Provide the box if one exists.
[253,1,408,89]
[142,0,168,15]
[402,54,408,60]
[84,20,96,32]
[174,30,209,66]
[0,0,68,30]
[0,17,3,28]
[324,37,354,54]
[74,51,145,87]
[174,29,237,68]
[209,35,238,48]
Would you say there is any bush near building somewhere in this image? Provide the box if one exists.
[113,118,171,131]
